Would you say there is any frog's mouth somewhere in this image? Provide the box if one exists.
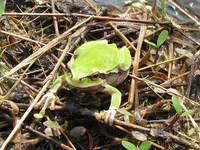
[66,72,103,88]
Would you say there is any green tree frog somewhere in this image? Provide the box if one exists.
[36,40,131,126]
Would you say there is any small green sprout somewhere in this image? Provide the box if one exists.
[161,0,166,15]
[0,61,13,89]
[188,128,194,136]
[33,113,44,122]
[144,30,168,49]
[172,96,194,117]
[122,140,151,150]
[122,141,136,150]
[0,48,6,57]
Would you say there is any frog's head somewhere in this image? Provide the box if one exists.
[66,60,104,88]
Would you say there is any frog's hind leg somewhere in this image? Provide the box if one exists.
[118,46,132,71]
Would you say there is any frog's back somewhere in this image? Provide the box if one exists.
[74,43,119,72]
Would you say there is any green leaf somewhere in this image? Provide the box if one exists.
[157,30,168,48]
[160,0,166,15]
[43,121,62,129]
[125,0,132,5]
[144,98,148,103]
[175,48,193,59]
[0,2,5,18]
[0,48,6,57]
[7,80,13,89]
[162,106,171,111]
[146,5,152,11]
[144,39,157,47]
[0,62,8,73]
[180,109,194,117]
[117,108,133,116]
[36,118,42,122]
[139,141,151,150]
[146,30,152,35]
[96,9,100,14]
[188,128,194,136]
[132,2,142,8]
[33,113,43,122]
[122,141,137,150]
[172,96,182,116]
[33,113,44,119]
[0,66,8,73]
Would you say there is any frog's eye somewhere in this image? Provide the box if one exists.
[91,72,99,81]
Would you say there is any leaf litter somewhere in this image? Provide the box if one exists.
[0,0,200,149]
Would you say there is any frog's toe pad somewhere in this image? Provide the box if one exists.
[35,92,57,115]
[105,109,117,126]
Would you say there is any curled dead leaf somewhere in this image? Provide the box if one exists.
[0,100,19,115]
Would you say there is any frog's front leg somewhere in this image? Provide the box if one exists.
[35,75,67,116]
[103,85,121,126]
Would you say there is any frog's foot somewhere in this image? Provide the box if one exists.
[34,92,58,116]
[104,109,117,126]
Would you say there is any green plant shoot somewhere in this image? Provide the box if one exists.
[160,0,166,15]
[172,96,194,117]
[122,140,151,150]
[0,2,5,18]
[144,30,168,48]
[122,141,136,150]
